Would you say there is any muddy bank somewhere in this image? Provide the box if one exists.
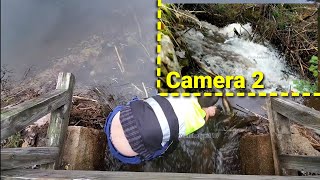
[1,0,157,111]
[1,2,319,175]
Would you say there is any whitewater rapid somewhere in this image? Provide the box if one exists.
[180,21,298,92]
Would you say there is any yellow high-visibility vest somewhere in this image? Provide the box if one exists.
[165,96,206,136]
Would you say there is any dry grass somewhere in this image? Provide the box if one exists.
[177,4,318,80]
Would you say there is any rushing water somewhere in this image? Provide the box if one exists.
[179,21,299,92]
[2,0,318,175]
[103,96,319,174]
[102,96,268,174]
[102,6,316,174]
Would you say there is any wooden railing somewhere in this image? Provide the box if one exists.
[267,97,320,175]
[1,72,75,170]
[2,82,320,179]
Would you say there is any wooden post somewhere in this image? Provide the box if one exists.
[1,89,68,141]
[46,72,75,169]
[267,97,281,175]
[272,113,292,155]
[273,112,296,175]
[267,97,296,175]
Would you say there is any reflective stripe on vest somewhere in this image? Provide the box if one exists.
[144,95,206,144]
[165,96,206,136]
[145,98,170,146]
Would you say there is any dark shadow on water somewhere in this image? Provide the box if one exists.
[104,97,266,174]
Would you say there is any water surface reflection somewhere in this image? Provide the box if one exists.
[1,0,157,98]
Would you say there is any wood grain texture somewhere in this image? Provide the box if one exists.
[2,169,320,180]
[272,113,293,155]
[1,147,59,170]
[271,98,320,134]
[267,97,281,175]
[1,89,68,140]
[279,154,320,173]
[272,111,296,176]
[46,72,75,169]
[268,97,319,175]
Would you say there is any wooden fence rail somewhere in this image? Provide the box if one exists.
[271,98,320,134]
[2,169,320,180]
[1,89,68,140]
[2,78,319,179]
[1,72,75,170]
[1,147,59,170]
[267,97,320,175]
[279,154,320,174]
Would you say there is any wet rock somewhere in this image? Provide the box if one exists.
[159,33,184,93]
[240,134,275,175]
[61,126,106,170]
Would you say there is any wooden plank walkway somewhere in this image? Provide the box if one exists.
[1,169,319,180]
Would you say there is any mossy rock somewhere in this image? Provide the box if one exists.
[159,33,184,93]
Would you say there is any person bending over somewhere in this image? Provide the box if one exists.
[104,94,218,164]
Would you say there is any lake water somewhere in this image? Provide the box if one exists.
[1,0,157,99]
[1,0,318,174]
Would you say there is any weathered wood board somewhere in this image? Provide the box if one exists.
[1,169,320,180]
[46,72,75,169]
[267,97,281,175]
[271,98,320,134]
[1,147,59,170]
[1,89,68,140]
[279,154,320,174]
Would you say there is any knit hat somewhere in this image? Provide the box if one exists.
[119,106,152,159]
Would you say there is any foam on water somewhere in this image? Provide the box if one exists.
[182,22,298,92]
[221,37,297,92]
[218,23,252,39]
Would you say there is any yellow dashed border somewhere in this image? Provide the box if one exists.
[157,56,161,65]
[158,92,320,97]
[156,68,161,77]
[157,9,162,19]
[302,92,311,97]
[259,92,267,97]
[314,92,320,96]
[225,92,234,97]
[280,92,289,97]
[237,92,245,97]
[157,21,162,30]
[156,79,161,88]
[155,1,319,98]
[270,92,278,97]
[156,0,162,93]
[157,32,162,42]
[156,44,161,53]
